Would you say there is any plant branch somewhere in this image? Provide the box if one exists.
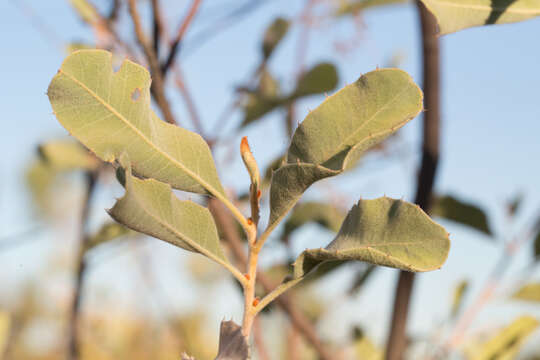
[127,0,177,125]
[161,0,203,75]
[208,199,335,360]
[67,171,98,360]
[150,0,165,56]
[385,2,440,360]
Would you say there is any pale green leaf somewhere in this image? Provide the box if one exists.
[451,279,469,317]
[48,50,225,198]
[241,62,338,127]
[266,69,423,235]
[465,316,539,360]
[431,195,492,236]
[293,197,450,278]
[85,222,132,251]
[108,161,238,278]
[420,0,540,35]
[38,140,98,171]
[262,17,290,59]
[512,283,540,302]
[283,201,345,238]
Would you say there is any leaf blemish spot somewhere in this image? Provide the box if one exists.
[131,88,141,101]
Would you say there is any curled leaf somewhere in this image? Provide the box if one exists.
[267,69,423,235]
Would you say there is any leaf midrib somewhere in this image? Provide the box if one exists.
[296,75,418,165]
[127,186,230,268]
[59,69,220,197]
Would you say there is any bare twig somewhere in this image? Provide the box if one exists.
[161,0,203,75]
[127,0,177,125]
[150,0,165,56]
[385,2,440,360]
[67,171,98,360]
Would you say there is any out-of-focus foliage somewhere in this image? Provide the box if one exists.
[464,315,539,360]
[431,195,492,236]
[241,63,339,126]
[84,222,132,252]
[282,201,345,239]
[262,17,290,60]
[451,280,469,317]
[336,0,407,15]
[512,283,540,302]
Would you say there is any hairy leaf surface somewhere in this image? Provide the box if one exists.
[420,0,540,34]
[293,197,450,278]
[108,161,231,272]
[48,50,225,197]
[267,69,422,233]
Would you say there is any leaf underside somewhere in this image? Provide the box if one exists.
[48,50,224,197]
[108,159,230,270]
[267,68,423,234]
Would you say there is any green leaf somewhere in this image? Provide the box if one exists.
[451,279,469,317]
[465,316,539,360]
[38,140,98,171]
[262,17,290,59]
[48,50,225,198]
[266,69,423,235]
[85,222,132,251]
[293,198,450,278]
[431,195,492,236]
[292,63,339,98]
[336,0,407,15]
[108,160,239,279]
[512,283,540,302]
[241,63,338,127]
[283,201,345,239]
[255,198,448,313]
[419,0,540,35]
[69,0,100,25]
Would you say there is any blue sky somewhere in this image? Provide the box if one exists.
[1,0,540,355]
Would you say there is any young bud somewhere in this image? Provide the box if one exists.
[240,137,260,188]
